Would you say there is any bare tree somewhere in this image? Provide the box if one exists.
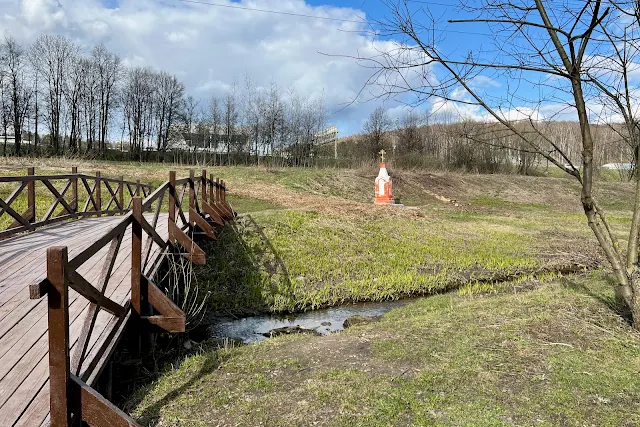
[155,71,184,158]
[209,95,222,154]
[264,81,284,159]
[31,35,77,154]
[181,95,199,148]
[122,67,155,160]
[363,106,393,160]
[367,0,640,327]
[65,53,84,153]
[0,72,10,155]
[2,36,31,156]
[92,44,121,154]
[397,110,424,155]
[80,57,99,153]
[223,82,239,162]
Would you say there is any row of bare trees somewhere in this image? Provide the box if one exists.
[0,34,122,156]
[0,32,328,164]
[329,104,631,174]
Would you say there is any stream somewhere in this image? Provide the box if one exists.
[204,299,411,344]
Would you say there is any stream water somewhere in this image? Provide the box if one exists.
[205,299,411,344]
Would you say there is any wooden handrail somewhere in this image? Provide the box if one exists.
[141,181,169,211]
[0,168,153,240]
[23,168,236,426]
[0,173,152,188]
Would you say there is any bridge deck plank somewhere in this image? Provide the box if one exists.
[0,213,170,426]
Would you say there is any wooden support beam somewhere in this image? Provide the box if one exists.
[215,197,234,221]
[201,169,207,204]
[72,232,124,375]
[27,167,35,222]
[96,172,102,216]
[47,246,72,427]
[169,221,205,265]
[145,277,185,321]
[118,176,124,213]
[142,316,185,333]
[169,171,176,245]
[71,167,79,219]
[209,173,214,204]
[201,200,225,226]
[131,197,144,316]
[67,270,126,317]
[70,375,139,427]
[140,215,168,250]
[189,169,196,228]
[190,207,216,239]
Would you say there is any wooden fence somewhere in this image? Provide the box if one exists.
[22,169,234,426]
[0,168,154,240]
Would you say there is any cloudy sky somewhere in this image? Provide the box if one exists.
[0,0,629,135]
[0,0,421,135]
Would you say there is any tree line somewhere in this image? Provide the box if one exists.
[0,33,327,165]
[324,106,632,177]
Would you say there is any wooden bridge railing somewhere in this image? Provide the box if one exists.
[0,168,153,240]
[27,169,235,426]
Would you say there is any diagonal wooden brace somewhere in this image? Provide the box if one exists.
[215,200,234,221]
[168,221,205,265]
[190,207,216,239]
[70,374,139,427]
[140,276,185,333]
[201,200,225,226]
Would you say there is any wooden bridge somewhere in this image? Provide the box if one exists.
[0,168,235,426]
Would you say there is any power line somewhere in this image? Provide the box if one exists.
[176,0,367,24]
[175,0,621,42]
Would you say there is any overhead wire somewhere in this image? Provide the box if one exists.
[174,0,618,42]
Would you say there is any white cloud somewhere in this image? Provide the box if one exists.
[0,0,415,135]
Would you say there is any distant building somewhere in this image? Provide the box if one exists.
[314,125,339,158]
[602,163,633,170]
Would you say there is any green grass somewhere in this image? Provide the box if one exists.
[225,194,284,213]
[130,274,640,426]
[195,209,547,313]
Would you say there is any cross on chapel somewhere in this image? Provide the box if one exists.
[379,149,386,163]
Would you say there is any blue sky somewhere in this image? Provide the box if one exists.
[2,0,617,136]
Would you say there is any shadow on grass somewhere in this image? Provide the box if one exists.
[132,351,222,426]
[194,213,296,314]
[561,275,632,325]
[111,213,295,421]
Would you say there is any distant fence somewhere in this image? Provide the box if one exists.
[0,168,154,240]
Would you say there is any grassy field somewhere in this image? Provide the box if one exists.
[130,275,640,426]
[1,158,638,425]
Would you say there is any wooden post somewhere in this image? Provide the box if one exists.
[47,246,71,427]
[201,169,207,205]
[118,176,124,213]
[169,171,176,244]
[209,174,214,204]
[136,179,141,197]
[131,197,143,317]
[189,169,195,228]
[71,167,78,219]
[95,172,102,216]
[221,180,226,202]
[215,178,220,203]
[27,167,35,223]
